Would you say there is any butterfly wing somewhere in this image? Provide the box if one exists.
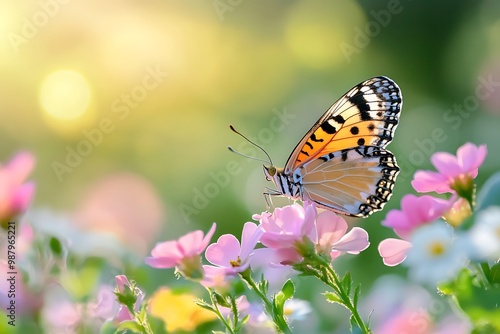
[284,76,402,217]
[284,76,402,174]
[298,146,399,217]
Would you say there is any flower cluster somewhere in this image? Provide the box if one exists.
[3,142,499,334]
[378,143,494,283]
[377,142,500,332]
[145,201,371,333]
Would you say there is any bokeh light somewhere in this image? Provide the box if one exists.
[39,70,91,121]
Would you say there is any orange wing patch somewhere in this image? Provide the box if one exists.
[290,77,401,171]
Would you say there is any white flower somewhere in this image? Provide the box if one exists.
[405,221,469,284]
[284,299,312,322]
[469,206,500,260]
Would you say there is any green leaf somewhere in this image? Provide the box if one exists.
[353,285,360,308]
[49,237,63,256]
[194,299,215,312]
[116,320,143,333]
[450,269,500,331]
[212,291,230,308]
[281,279,295,300]
[235,314,250,331]
[324,291,343,305]
[489,262,500,284]
[342,272,352,295]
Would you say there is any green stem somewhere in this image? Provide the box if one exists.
[479,262,492,286]
[240,272,292,334]
[313,254,371,334]
[209,291,237,334]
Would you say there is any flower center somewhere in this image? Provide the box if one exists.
[428,241,445,257]
[230,256,241,267]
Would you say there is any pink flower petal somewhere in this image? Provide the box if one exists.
[240,222,263,260]
[431,152,461,178]
[332,227,369,254]
[6,152,36,184]
[177,230,205,256]
[205,234,240,267]
[114,306,133,323]
[115,275,130,293]
[144,256,178,268]
[412,170,451,194]
[316,211,348,246]
[11,182,35,212]
[200,223,217,251]
[150,240,183,259]
[200,265,230,288]
[378,238,412,266]
[457,143,487,176]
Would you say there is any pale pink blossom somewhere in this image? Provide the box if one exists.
[412,143,487,194]
[315,211,369,259]
[43,286,118,333]
[382,194,454,239]
[378,238,413,266]
[256,202,317,250]
[205,222,263,275]
[0,152,36,222]
[145,223,216,278]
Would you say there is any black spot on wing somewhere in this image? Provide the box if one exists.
[332,115,345,124]
[321,122,337,134]
[310,133,324,142]
[348,93,371,121]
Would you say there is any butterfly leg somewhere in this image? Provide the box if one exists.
[263,188,282,212]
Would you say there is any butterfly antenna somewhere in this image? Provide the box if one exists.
[228,124,273,166]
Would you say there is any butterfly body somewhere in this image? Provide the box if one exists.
[264,76,402,218]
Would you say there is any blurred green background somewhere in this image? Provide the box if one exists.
[2,0,500,331]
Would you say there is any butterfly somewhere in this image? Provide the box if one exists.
[259,76,403,217]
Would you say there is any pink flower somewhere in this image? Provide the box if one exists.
[315,211,369,259]
[88,286,119,320]
[412,143,487,194]
[378,238,413,266]
[205,222,263,275]
[256,202,317,250]
[382,194,454,239]
[145,223,216,279]
[113,275,144,324]
[0,152,36,224]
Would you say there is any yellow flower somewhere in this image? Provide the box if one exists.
[149,287,216,332]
